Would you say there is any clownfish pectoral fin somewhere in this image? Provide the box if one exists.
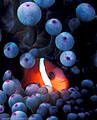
[39,58,52,88]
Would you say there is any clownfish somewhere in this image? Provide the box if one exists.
[21,58,69,91]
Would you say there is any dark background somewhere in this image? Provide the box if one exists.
[0,0,97,88]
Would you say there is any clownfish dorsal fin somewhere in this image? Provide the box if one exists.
[39,58,52,87]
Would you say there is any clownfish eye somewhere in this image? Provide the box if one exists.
[48,72,55,80]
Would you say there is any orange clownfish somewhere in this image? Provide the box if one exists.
[21,58,69,91]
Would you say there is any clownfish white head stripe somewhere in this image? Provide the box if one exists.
[39,58,52,87]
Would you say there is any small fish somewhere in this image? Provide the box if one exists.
[21,58,69,91]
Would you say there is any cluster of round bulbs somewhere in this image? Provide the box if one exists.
[3,1,96,69]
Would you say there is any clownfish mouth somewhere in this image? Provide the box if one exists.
[39,58,52,88]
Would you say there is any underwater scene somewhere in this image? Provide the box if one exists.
[0,0,97,120]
